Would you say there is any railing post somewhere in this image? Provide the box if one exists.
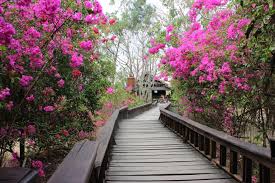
[230,150,238,174]
[185,128,189,142]
[270,138,275,161]
[194,132,199,147]
[259,164,270,183]
[204,137,210,155]
[190,130,194,144]
[242,156,252,183]
[220,145,227,167]
[211,141,216,159]
[270,138,275,183]
[199,135,204,151]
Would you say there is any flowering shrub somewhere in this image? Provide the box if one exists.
[150,0,275,143]
[0,0,116,169]
[94,85,145,127]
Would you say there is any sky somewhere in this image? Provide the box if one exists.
[98,0,167,14]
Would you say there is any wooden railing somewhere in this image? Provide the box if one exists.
[160,103,275,183]
[48,103,154,183]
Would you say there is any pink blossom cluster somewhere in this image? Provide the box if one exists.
[149,43,165,55]
[151,0,256,134]
[70,52,84,68]
[79,40,93,51]
[106,87,115,94]
[32,160,45,177]
[19,75,33,87]
[0,88,11,101]
[1,0,115,173]
[223,108,235,135]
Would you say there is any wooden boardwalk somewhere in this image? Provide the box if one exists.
[106,106,237,183]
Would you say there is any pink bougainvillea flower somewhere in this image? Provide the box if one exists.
[19,75,33,87]
[12,152,19,160]
[72,69,82,78]
[0,128,7,137]
[110,35,116,41]
[70,52,83,68]
[79,40,93,51]
[251,3,256,9]
[5,101,13,111]
[62,129,69,137]
[27,125,36,135]
[105,102,113,109]
[0,88,10,101]
[27,139,35,146]
[95,120,105,127]
[32,160,45,177]
[93,27,99,34]
[252,175,257,183]
[109,19,116,25]
[38,169,45,177]
[43,106,55,112]
[72,12,82,21]
[126,86,133,92]
[78,84,84,92]
[106,87,114,94]
[78,130,89,139]
[166,25,174,33]
[57,79,65,88]
[84,1,93,9]
[32,160,43,169]
[93,0,102,14]
[55,134,61,139]
[54,73,61,78]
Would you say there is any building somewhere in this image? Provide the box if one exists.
[127,75,170,101]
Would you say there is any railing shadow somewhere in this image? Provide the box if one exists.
[159,103,275,183]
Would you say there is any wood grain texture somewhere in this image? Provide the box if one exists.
[47,140,98,183]
[107,106,236,183]
[0,167,37,183]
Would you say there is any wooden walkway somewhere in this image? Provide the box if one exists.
[106,106,237,183]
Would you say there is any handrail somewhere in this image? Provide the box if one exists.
[48,102,153,183]
[160,104,275,183]
[95,102,153,182]
[48,140,98,183]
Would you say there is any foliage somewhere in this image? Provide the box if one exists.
[150,0,275,146]
[0,0,116,172]
[93,84,145,127]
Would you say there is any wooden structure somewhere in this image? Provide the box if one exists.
[0,167,37,183]
[105,106,236,182]
[151,80,170,99]
[160,103,275,183]
[46,103,275,183]
[128,74,170,100]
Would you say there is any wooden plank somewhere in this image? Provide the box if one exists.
[111,151,196,156]
[106,173,231,181]
[115,139,183,143]
[48,140,98,183]
[107,168,223,176]
[107,164,217,172]
[160,108,274,167]
[106,179,237,183]
[0,167,37,183]
[113,144,190,151]
[108,161,211,167]
[105,106,236,183]
[110,157,204,163]
[111,154,202,160]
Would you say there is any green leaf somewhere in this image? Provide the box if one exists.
[0,45,7,51]
[268,0,273,9]
[269,46,275,52]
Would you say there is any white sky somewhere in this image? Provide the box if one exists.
[98,0,167,14]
